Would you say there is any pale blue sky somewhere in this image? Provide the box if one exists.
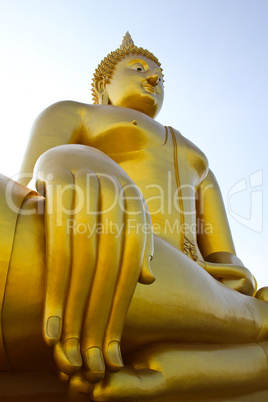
[0,0,268,286]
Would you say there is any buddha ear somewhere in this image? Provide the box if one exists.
[94,77,109,105]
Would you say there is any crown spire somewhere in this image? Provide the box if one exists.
[120,31,134,49]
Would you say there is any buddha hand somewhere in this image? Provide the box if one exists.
[33,144,155,382]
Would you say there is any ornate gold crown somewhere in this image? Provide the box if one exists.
[91,32,163,104]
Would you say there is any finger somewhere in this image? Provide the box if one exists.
[255,286,268,302]
[54,341,81,375]
[54,169,99,374]
[103,184,147,372]
[69,370,93,394]
[58,371,69,383]
[221,277,255,295]
[81,175,124,382]
[43,168,75,346]
[138,201,155,285]
[204,262,255,295]
[204,262,253,280]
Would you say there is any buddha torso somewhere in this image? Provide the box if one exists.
[72,102,209,252]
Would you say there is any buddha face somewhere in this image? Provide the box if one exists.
[101,55,164,118]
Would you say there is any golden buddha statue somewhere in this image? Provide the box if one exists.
[1,32,268,401]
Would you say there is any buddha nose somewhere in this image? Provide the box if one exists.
[146,74,159,87]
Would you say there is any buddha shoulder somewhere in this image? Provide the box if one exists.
[32,101,107,143]
[37,101,153,124]
[36,101,158,128]
[36,100,95,123]
[34,101,164,147]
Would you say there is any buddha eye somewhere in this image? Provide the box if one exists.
[128,63,145,72]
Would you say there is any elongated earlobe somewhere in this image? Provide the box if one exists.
[94,78,109,105]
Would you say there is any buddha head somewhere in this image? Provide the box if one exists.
[92,32,164,118]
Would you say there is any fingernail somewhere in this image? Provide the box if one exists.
[46,316,61,340]
[107,340,123,368]
[86,347,105,374]
[64,338,82,367]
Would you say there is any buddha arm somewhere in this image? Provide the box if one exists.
[196,169,236,257]
[196,169,256,295]
[18,101,86,186]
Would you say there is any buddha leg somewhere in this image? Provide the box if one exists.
[1,195,53,373]
[122,235,268,352]
[0,174,40,372]
[1,196,268,376]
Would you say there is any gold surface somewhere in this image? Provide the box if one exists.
[0,33,268,401]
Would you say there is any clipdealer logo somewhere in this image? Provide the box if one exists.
[227,170,263,233]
